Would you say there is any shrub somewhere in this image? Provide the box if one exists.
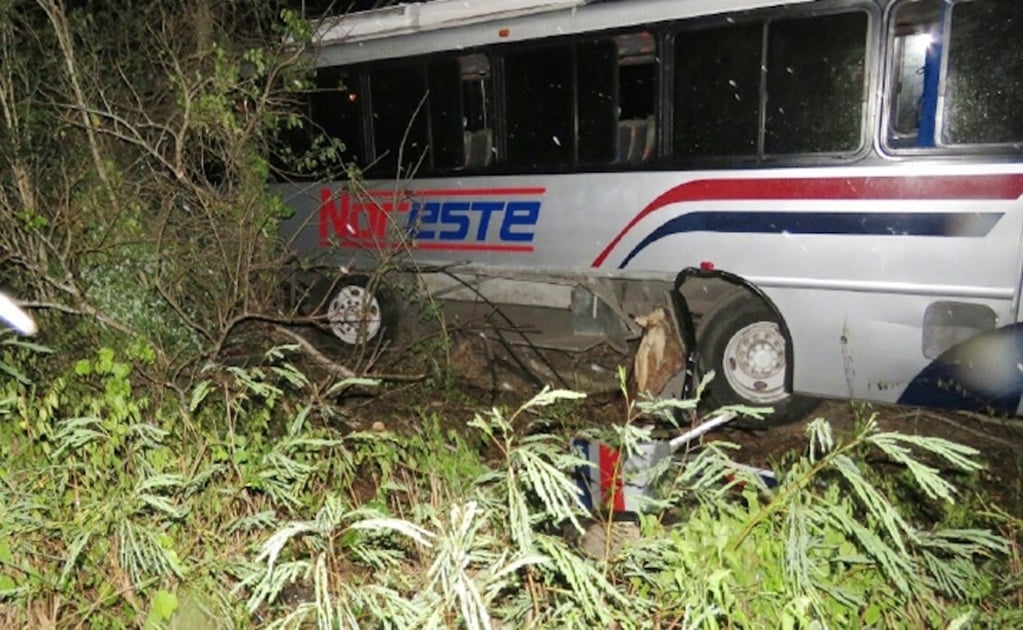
[0,342,1018,627]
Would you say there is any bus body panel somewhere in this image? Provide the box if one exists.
[279,0,1023,416]
[278,161,1023,410]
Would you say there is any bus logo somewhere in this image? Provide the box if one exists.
[318,187,544,253]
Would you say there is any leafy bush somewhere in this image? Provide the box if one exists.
[0,0,314,375]
[0,342,1019,628]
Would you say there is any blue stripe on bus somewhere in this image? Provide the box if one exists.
[898,324,1023,415]
[618,211,1004,269]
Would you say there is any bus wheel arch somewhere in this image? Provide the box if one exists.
[683,277,819,427]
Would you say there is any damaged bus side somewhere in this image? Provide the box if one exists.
[276,0,1023,424]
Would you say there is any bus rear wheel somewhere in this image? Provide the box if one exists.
[308,274,399,351]
[697,298,818,428]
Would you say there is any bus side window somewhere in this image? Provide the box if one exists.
[615,31,657,164]
[459,53,494,170]
[764,11,868,155]
[271,66,365,181]
[672,9,867,160]
[503,38,617,169]
[426,57,465,171]
[887,0,1023,150]
[366,59,467,177]
[887,0,943,148]
[672,22,761,158]
[505,44,575,168]
[942,0,1023,146]
[368,64,430,178]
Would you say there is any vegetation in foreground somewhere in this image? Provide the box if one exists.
[0,341,1021,628]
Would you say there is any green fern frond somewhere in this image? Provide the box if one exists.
[870,431,983,502]
[830,453,918,551]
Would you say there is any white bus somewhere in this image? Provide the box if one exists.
[276,0,1023,424]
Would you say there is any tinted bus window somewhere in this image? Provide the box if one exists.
[765,12,867,154]
[504,39,618,168]
[460,54,494,169]
[673,10,867,159]
[312,68,365,167]
[615,32,657,164]
[619,61,655,120]
[943,0,1023,145]
[369,64,430,177]
[673,23,761,157]
[426,58,465,170]
[505,44,575,167]
[272,67,364,181]
[576,39,617,164]
[367,60,467,177]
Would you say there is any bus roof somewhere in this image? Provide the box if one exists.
[311,0,817,66]
[314,0,588,45]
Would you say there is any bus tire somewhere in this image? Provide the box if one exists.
[308,274,399,351]
[698,298,818,428]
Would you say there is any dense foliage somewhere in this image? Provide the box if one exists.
[0,342,1020,627]
[0,0,310,373]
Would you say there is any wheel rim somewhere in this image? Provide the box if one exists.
[327,284,382,345]
[721,320,788,404]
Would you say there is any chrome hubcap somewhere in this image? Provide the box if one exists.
[327,284,382,345]
[721,321,788,404]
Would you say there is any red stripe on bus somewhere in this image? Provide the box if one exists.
[591,174,1023,268]
[361,187,547,197]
